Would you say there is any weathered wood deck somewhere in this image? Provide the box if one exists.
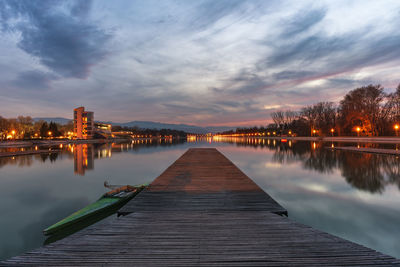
[2,148,399,266]
[119,148,287,216]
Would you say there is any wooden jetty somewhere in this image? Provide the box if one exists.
[2,148,399,266]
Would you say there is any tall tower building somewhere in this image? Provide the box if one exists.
[73,107,94,139]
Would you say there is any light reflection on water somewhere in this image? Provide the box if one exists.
[1,138,400,260]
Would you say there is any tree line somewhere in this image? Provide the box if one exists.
[111,125,187,138]
[223,84,400,137]
[0,116,73,140]
[0,116,188,140]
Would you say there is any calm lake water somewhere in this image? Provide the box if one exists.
[1,138,400,260]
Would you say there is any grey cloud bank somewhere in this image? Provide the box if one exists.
[0,0,400,126]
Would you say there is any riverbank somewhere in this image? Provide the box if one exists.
[331,146,400,156]
[0,138,129,148]
[257,136,400,144]
[0,149,61,158]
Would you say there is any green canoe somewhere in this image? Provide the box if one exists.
[43,184,147,236]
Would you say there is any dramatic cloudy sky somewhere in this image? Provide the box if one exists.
[1,0,400,126]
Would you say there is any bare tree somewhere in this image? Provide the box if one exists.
[339,84,386,136]
[301,106,318,135]
[271,111,285,134]
[285,110,297,127]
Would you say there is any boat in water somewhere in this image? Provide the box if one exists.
[43,183,147,237]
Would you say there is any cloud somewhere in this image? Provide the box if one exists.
[0,0,111,79]
[273,71,315,81]
[186,0,246,31]
[12,71,58,91]
[1,1,400,125]
[281,8,326,38]
[266,35,354,67]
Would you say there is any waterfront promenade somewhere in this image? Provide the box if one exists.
[2,148,399,266]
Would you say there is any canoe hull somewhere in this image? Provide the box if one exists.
[43,186,145,236]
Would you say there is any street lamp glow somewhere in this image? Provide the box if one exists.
[48,131,52,136]
[395,124,399,130]
[11,130,16,135]
[356,127,361,137]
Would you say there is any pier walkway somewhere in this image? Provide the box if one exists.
[2,148,399,266]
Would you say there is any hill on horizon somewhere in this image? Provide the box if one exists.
[33,118,237,134]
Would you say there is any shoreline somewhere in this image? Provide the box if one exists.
[222,136,400,144]
[0,149,62,158]
[0,138,129,148]
[331,146,400,156]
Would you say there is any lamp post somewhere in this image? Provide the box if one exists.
[330,128,334,137]
[11,130,16,140]
[395,124,399,137]
[48,131,52,139]
[288,130,292,136]
[356,127,360,137]
[312,129,317,137]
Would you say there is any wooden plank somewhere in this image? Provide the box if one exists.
[119,148,287,215]
[2,148,399,266]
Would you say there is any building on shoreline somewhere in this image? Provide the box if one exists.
[94,122,112,138]
[73,107,94,139]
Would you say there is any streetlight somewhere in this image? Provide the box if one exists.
[395,124,399,137]
[288,130,292,136]
[48,131,52,139]
[330,128,334,137]
[356,127,361,137]
[312,129,317,137]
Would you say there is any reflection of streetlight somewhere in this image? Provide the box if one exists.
[356,127,361,137]
[395,124,399,137]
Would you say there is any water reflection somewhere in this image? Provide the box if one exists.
[211,137,400,194]
[1,138,399,194]
[1,138,400,260]
[74,144,94,175]
[0,138,188,260]
[1,139,187,174]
